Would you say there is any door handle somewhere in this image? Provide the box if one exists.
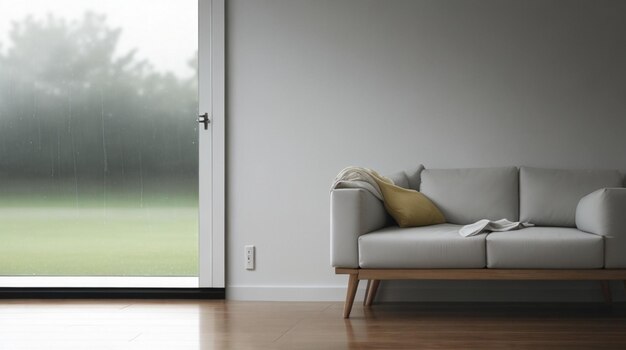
[197,113,211,130]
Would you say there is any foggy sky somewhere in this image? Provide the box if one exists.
[0,0,197,77]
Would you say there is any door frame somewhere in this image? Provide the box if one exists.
[0,0,225,292]
[198,0,225,289]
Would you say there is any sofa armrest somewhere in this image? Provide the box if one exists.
[331,189,388,268]
[576,188,626,268]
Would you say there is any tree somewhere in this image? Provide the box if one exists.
[0,13,198,205]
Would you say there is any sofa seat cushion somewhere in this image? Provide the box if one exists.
[358,224,486,268]
[486,227,604,269]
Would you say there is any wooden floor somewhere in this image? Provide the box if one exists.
[1,300,626,349]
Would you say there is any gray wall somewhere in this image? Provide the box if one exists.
[226,0,626,301]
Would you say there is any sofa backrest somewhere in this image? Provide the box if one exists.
[386,165,424,191]
[519,166,622,227]
[420,167,519,225]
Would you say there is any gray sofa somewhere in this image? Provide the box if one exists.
[331,166,626,318]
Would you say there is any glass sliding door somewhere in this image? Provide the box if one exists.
[0,0,204,285]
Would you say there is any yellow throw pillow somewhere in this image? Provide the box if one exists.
[372,176,445,228]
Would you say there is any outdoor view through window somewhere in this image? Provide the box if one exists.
[0,1,199,276]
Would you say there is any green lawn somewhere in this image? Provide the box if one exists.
[0,206,198,276]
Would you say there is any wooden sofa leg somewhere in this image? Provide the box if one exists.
[365,280,381,307]
[343,274,360,318]
[601,281,612,304]
[363,280,372,305]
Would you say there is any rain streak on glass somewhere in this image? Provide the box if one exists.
[0,1,199,276]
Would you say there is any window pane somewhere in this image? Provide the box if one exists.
[0,1,198,276]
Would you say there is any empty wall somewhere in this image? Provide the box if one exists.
[226,0,626,301]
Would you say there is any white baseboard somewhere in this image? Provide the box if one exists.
[227,281,626,302]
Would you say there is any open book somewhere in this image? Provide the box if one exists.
[459,219,534,237]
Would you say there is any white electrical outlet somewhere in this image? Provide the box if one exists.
[245,245,255,270]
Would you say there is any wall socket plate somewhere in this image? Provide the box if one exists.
[245,245,255,270]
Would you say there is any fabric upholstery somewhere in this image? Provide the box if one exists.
[374,177,445,228]
[386,164,424,191]
[330,189,388,268]
[358,224,486,268]
[576,188,626,268]
[405,165,424,191]
[387,171,409,189]
[486,227,604,269]
[420,167,519,224]
[520,167,622,227]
